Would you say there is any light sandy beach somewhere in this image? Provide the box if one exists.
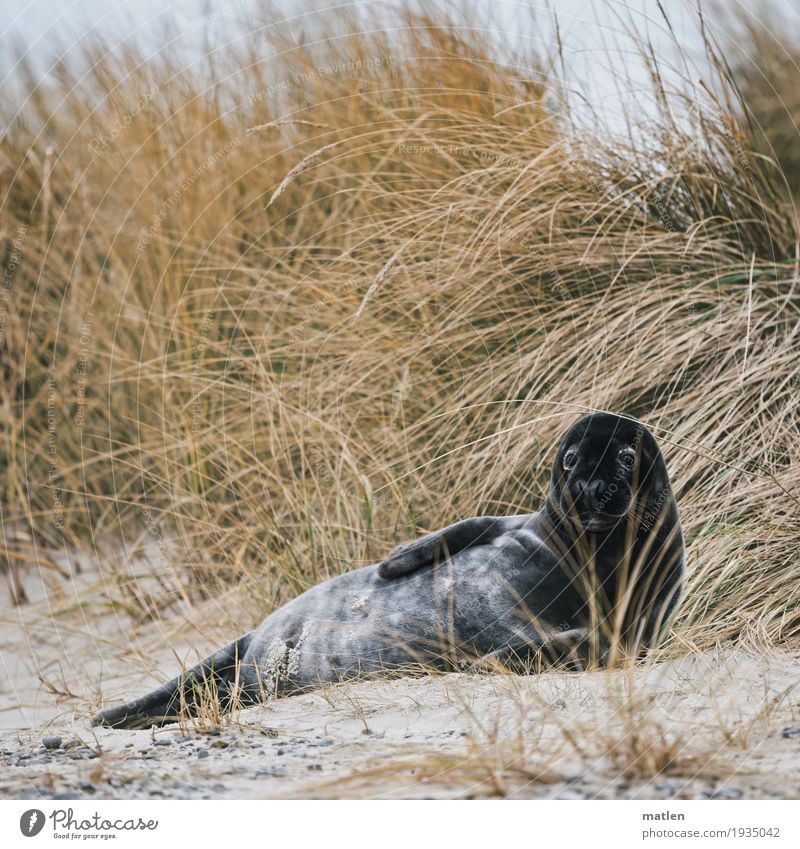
[2,554,798,800]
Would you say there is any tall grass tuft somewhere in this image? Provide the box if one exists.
[1,3,798,652]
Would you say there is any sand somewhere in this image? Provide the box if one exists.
[2,552,799,800]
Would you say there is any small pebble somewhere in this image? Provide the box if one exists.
[43,736,62,750]
[196,748,209,759]
[726,788,743,799]
[260,767,287,777]
[153,739,172,747]
[709,787,743,799]
[556,788,584,800]
[69,747,98,760]
[16,788,49,800]
[781,725,800,739]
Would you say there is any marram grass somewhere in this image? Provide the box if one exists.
[0,4,798,654]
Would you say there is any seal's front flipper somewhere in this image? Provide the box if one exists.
[376,536,450,579]
[472,627,589,674]
[92,633,255,730]
[378,514,531,579]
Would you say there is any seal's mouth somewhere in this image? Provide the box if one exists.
[576,511,629,533]
[555,488,632,531]
[550,499,630,532]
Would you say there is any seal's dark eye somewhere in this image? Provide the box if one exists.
[562,447,578,471]
[619,448,635,469]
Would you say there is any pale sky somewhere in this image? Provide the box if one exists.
[1,0,798,130]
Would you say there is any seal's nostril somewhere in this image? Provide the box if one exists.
[573,479,605,509]
[589,480,605,509]
[568,480,585,510]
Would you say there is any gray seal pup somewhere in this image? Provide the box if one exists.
[92,412,685,729]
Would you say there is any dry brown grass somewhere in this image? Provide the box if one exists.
[722,2,800,200]
[0,1,798,661]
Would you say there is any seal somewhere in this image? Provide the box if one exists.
[92,412,685,729]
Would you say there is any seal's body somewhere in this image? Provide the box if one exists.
[93,413,685,729]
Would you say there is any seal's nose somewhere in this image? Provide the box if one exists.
[574,479,604,511]
[586,480,605,511]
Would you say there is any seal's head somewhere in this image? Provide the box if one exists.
[549,412,670,534]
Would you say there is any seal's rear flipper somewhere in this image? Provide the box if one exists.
[92,633,255,729]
